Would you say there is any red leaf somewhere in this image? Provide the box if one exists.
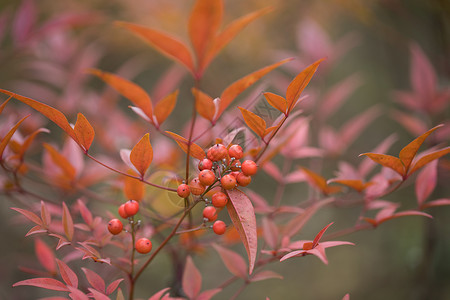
[409,146,450,175]
[359,153,405,177]
[0,95,12,114]
[165,131,205,160]
[212,244,247,278]
[197,289,222,300]
[82,268,105,293]
[238,107,267,138]
[0,90,79,145]
[182,256,202,300]
[217,58,291,120]
[0,114,29,161]
[62,202,74,241]
[13,278,68,291]
[130,133,153,177]
[43,143,76,180]
[77,199,92,226]
[154,90,178,126]
[26,225,47,237]
[88,288,110,300]
[285,58,325,113]
[67,286,90,300]
[10,207,42,226]
[399,124,443,173]
[225,188,257,274]
[56,259,78,288]
[263,92,287,114]
[74,113,95,152]
[148,287,171,300]
[40,200,51,228]
[311,222,333,248]
[250,270,283,282]
[192,88,216,122]
[89,69,153,118]
[416,160,437,207]
[116,22,195,74]
[106,279,124,295]
[35,239,56,274]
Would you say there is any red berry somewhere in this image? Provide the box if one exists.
[228,145,243,159]
[135,238,152,254]
[213,220,226,235]
[220,174,236,190]
[198,169,216,186]
[124,200,139,216]
[236,172,252,187]
[177,184,190,198]
[189,177,206,195]
[212,192,228,207]
[198,158,213,171]
[207,144,227,161]
[241,160,258,176]
[108,219,123,235]
[230,160,241,171]
[203,206,217,222]
[118,204,129,219]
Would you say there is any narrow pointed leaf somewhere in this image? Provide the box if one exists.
[182,256,201,300]
[68,286,89,300]
[192,88,215,122]
[88,288,110,300]
[130,133,153,177]
[106,279,123,295]
[82,268,105,293]
[399,124,443,173]
[409,146,450,175]
[212,244,247,278]
[250,270,283,282]
[301,167,340,195]
[165,131,205,160]
[43,144,76,180]
[197,289,222,300]
[188,0,223,65]
[74,113,94,152]
[359,153,404,177]
[263,92,287,114]
[62,202,74,241]
[89,69,153,118]
[422,199,450,209]
[0,90,78,144]
[77,199,92,226]
[311,222,333,248]
[35,239,56,274]
[11,207,43,225]
[56,259,78,288]
[217,58,291,119]
[116,22,195,73]
[148,288,171,300]
[416,161,437,207]
[19,128,50,159]
[238,107,266,137]
[0,115,29,160]
[41,200,51,227]
[286,58,325,112]
[154,90,178,126]
[225,188,257,274]
[13,278,68,291]
[327,179,370,193]
[0,95,12,114]
[379,210,432,225]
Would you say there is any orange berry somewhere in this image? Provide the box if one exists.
[207,144,227,161]
[199,169,216,186]
[236,172,252,187]
[124,200,139,216]
[241,160,258,176]
[213,220,227,235]
[189,177,206,195]
[177,184,190,198]
[135,238,152,254]
[108,219,123,235]
[198,158,213,171]
[118,204,129,219]
[203,206,217,222]
[220,174,236,190]
[212,192,228,207]
[228,145,243,159]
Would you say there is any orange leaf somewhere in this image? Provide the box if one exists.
[399,124,443,173]
[43,143,76,180]
[18,128,49,160]
[0,95,12,114]
[130,133,153,177]
[301,167,338,195]
[225,188,257,274]
[165,131,205,160]
[263,92,287,114]
[217,58,292,120]
[359,153,405,177]
[62,202,74,241]
[192,88,215,122]
[200,7,273,74]
[116,21,195,74]
[264,125,278,137]
[409,146,450,175]
[74,113,94,152]
[188,0,223,67]
[124,169,145,201]
[0,90,78,145]
[238,107,266,138]
[328,179,372,193]
[0,115,29,161]
[154,90,178,126]
[89,69,153,119]
[286,58,325,113]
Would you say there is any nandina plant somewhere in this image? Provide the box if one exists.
[1,0,449,299]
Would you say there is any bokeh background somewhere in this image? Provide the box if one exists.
[1,0,449,299]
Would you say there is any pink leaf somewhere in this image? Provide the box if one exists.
[422,199,450,209]
[410,43,436,100]
[13,278,68,291]
[106,279,124,295]
[88,288,110,300]
[182,256,201,300]
[56,259,78,288]
[416,160,437,207]
[62,202,74,241]
[67,286,90,300]
[148,287,171,300]
[40,201,51,228]
[225,189,257,274]
[262,217,279,250]
[35,239,56,274]
[250,270,283,282]
[11,207,42,226]
[311,222,333,248]
[77,199,93,226]
[212,244,248,278]
[197,289,222,300]
[82,268,105,293]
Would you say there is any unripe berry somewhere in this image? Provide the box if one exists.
[118,204,129,219]
[135,238,152,254]
[230,160,241,171]
[124,200,139,216]
[241,160,258,176]
[212,192,228,207]
[108,219,123,235]
[228,145,243,159]
[198,169,216,186]
[198,158,213,171]
[189,177,205,195]
[203,206,217,222]
[236,172,252,187]
[213,220,227,235]
[177,183,190,198]
[220,174,236,190]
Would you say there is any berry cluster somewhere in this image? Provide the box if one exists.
[178,144,258,235]
[107,200,152,254]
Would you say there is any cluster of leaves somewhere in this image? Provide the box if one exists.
[1,0,449,299]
